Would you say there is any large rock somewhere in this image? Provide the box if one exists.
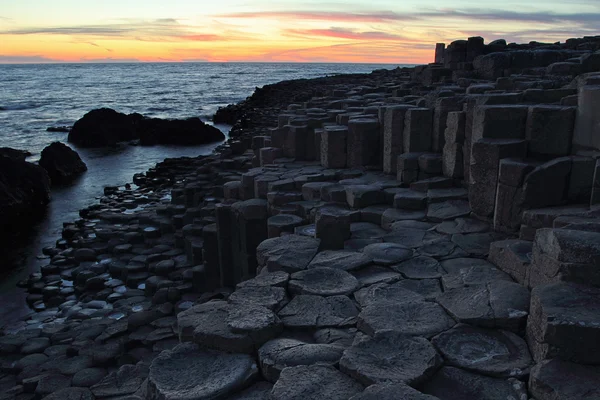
[256,234,320,273]
[39,142,87,185]
[270,364,364,400]
[0,154,51,239]
[147,343,258,399]
[68,108,224,147]
[340,330,442,385]
[90,362,148,398]
[529,359,600,400]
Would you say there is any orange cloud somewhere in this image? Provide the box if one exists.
[287,28,416,42]
[219,10,412,23]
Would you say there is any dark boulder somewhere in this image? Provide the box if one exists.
[68,108,225,148]
[0,153,51,234]
[39,142,87,185]
[0,147,31,161]
[69,108,139,147]
[138,117,225,146]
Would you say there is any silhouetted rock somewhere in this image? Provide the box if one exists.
[68,107,225,147]
[0,147,31,161]
[39,142,87,185]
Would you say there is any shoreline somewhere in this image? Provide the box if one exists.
[1,35,599,399]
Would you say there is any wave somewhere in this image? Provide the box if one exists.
[0,102,41,111]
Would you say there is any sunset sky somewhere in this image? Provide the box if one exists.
[0,0,598,64]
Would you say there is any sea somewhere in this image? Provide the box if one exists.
[0,62,401,326]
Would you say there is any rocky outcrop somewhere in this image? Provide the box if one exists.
[0,153,50,233]
[0,147,31,161]
[68,108,225,147]
[39,142,87,185]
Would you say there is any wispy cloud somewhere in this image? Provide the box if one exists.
[287,27,413,42]
[219,10,413,23]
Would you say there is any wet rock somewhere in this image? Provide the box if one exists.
[432,324,532,378]
[340,330,442,385]
[358,300,455,338]
[258,338,344,382]
[38,142,87,185]
[529,359,600,400]
[147,343,258,400]
[270,364,364,400]
[289,267,359,296]
[422,366,528,400]
[277,295,359,329]
[177,300,282,353]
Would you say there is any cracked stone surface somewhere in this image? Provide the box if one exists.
[307,250,372,271]
[277,295,359,329]
[289,267,359,296]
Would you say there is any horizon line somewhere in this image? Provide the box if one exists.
[0,60,418,66]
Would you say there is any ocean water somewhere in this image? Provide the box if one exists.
[0,62,399,325]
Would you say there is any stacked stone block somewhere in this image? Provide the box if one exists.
[442,111,466,178]
[230,199,269,283]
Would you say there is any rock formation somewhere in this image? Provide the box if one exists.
[68,108,225,147]
[39,142,87,185]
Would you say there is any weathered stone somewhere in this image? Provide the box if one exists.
[228,285,289,311]
[147,343,258,400]
[315,207,351,250]
[418,153,442,174]
[568,156,596,202]
[362,243,413,266]
[422,366,528,400]
[526,105,575,156]
[43,388,94,400]
[91,362,148,398]
[451,232,504,257]
[383,229,427,248]
[441,258,513,290]
[258,338,344,382]
[382,106,412,174]
[289,267,359,296]
[267,214,304,238]
[307,250,372,271]
[432,324,532,378]
[436,280,530,332]
[72,368,108,388]
[345,185,386,209]
[404,108,433,152]
[436,217,489,235]
[270,364,363,400]
[527,282,600,364]
[347,118,380,167]
[256,234,320,273]
[358,300,455,338]
[393,189,428,210]
[427,200,471,221]
[353,282,425,308]
[488,239,532,284]
[226,382,273,400]
[235,271,289,289]
[471,105,528,142]
[177,301,283,353]
[277,295,359,329]
[381,209,427,229]
[392,256,444,279]
[340,330,442,386]
[529,359,600,400]
[522,157,572,209]
[573,85,600,151]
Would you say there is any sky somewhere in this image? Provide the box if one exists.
[0,0,598,64]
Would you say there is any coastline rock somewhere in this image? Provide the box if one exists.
[39,142,87,185]
[0,147,31,161]
[68,108,225,147]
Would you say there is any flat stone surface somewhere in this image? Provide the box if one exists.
[270,364,364,400]
[147,343,258,400]
[451,233,505,257]
[392,256,445,279]
[381,209,427,229]
[350,383,440,400]
[178,301,282,353]
[289,267,359,296]
[362,243,413,266]
[307,250,372,271]
[440,258,513,290]
[436,280,530,332]
[228,286,289,311]
[383,229,427,248]
[422,366,528,400]
[527,282,600,364]
[256,234,320,273]
[340,330,442,385]
[358,300,455,338]
[432,324,532,378]
[91,362,148,398]
[258,338,344,382]
[277,295,359,329]
[351,265,402,288]
[313,328,357,348]
[529,359,600,400]
[435,218,490,235]
[393,278,442,300]
[353,282,426,308]
[236,271,289,289]
[427,200,471,221]
[390,220,438,231]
